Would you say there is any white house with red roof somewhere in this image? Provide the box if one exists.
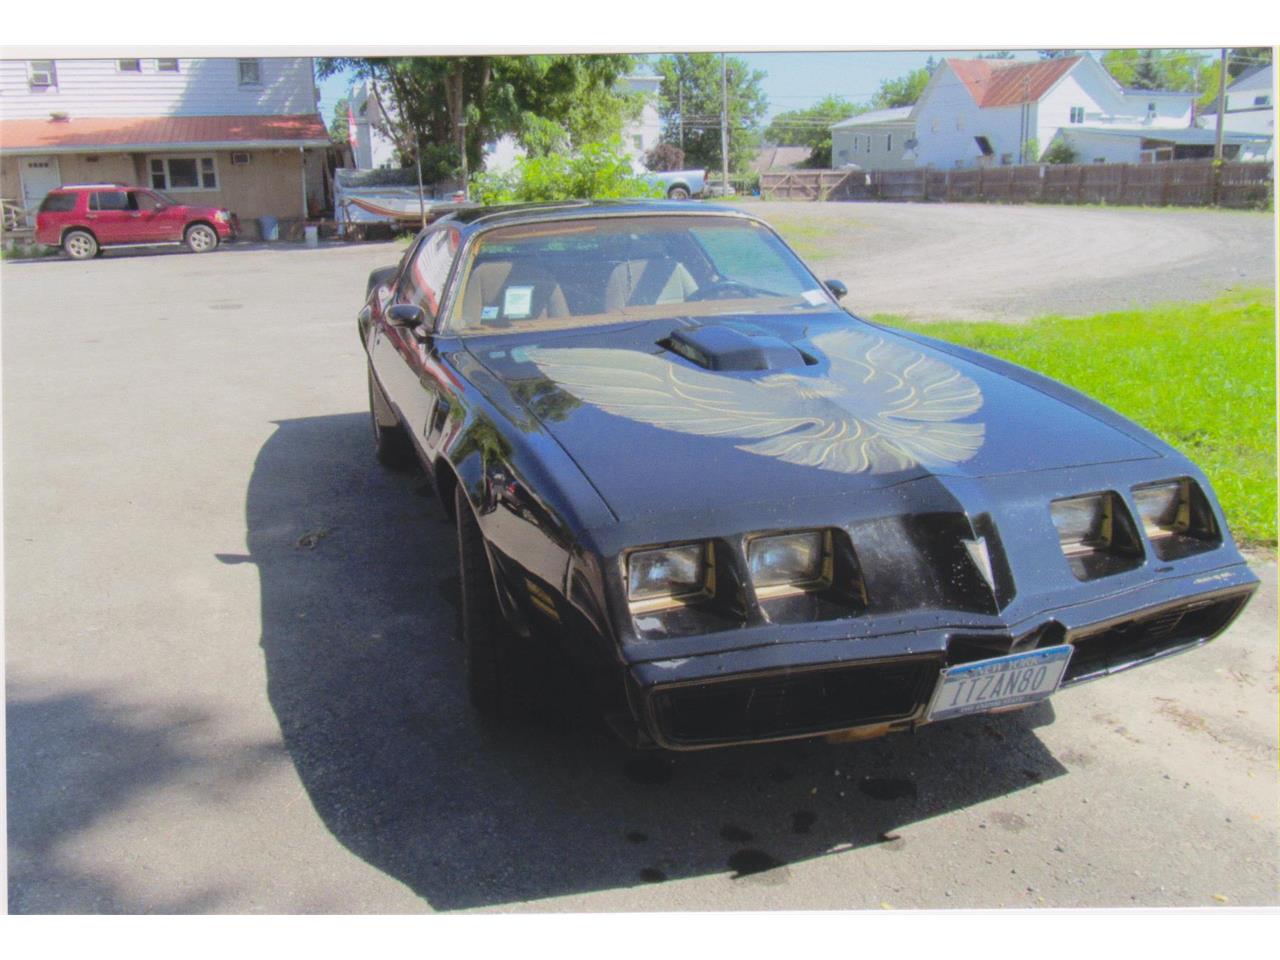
[909,54,1268,168]
[0,57,331,226]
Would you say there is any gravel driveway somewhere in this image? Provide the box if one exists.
[3,205,1276,913]
[738,200,1275,322]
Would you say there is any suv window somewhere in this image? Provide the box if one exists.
[131,191,162,212]
[39,193,77,213]
[90,191,136,212]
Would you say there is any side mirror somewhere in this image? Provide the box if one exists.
[386,303,426,328]
[824,279,848,301]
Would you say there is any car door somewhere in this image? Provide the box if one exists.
[129,190,181,243]
[86,190,134,243]
[369,225,462,458]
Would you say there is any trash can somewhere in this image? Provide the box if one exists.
[258,216,279,242]
[304,224,319,248]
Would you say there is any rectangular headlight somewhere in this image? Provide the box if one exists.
[748,530,829,597]
[1050,492,1143,580]
[1133,480,1190,538]
[1132,478,1220,560]
[627,543,712,607]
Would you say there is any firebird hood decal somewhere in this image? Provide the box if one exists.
[525,328,985,475]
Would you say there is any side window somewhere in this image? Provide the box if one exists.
[399,228,460,321]
[90,191,131,212]
[132,191,160,212]
[39,193,76,213]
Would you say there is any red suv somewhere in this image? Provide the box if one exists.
[36,183,239,259]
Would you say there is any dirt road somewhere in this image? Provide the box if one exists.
[737,200,1275,322]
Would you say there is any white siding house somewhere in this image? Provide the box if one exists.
[829,107,916,171]
[1199,63,1274,157]
[909,55,1220,169]
[1,57,330,224]
[347,79,400,170]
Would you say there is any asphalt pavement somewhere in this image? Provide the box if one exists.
[3,205,1276,912]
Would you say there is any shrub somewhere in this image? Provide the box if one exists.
[1043,139,1077,165]
[471,138,662,203]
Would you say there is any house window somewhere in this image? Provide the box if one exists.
[157,58,180,72]
[238,59,261,85]
[974,136,995,157]
[1069,107,1085,124]
[28,60,56,88]
[632,135,644,151]
[149,156,218,191]
[1000,153,1013,165]
[118,59,142,73]
[836,149,849,163]
[1255,95,1272,107]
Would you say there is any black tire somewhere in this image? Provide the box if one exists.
[184,223,219,253]
[62,229,98,260]
[667,185,690,200]
[368,366,415,469]
[456,484,532,720]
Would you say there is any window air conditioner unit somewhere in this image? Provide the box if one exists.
[230,152,251,165]
[30,67,54,87]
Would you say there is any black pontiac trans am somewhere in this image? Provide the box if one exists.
[357,201,1257,751]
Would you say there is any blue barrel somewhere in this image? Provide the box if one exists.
[258,216,279,241]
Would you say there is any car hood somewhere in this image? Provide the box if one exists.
[465,311,1163,521]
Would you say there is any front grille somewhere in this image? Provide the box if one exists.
[649,658,937,747]
[1063,594,1250,683]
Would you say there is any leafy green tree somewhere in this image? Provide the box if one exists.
[653,53,769,174]
[871,66,934,109]
[1038,50,1079,59]
[316,55,641,182]
[764,95,865,167]
[329,97,350,148]
[978,51,1016,60]
[1101,49,1200,91]
[470,138,662,203]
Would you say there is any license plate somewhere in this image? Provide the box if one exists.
[925,644,1074,723]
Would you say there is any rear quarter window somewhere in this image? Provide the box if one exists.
[39,193,77,213]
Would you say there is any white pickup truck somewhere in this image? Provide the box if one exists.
[644,169,706,199]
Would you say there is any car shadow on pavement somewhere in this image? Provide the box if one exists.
[246,413,1068,911]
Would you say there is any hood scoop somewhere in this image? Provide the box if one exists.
[661,325,814,372]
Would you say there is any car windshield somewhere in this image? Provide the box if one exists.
[446,214,837,334]
[147,190,179,206]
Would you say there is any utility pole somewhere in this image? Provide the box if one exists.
[1213,48,1229,161]
[678,73,684,151]
[720,53,730,195]
[414,131,427,228]
[458,117,469,202]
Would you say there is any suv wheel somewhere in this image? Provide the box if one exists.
[185,223,219,253]
[62,230,98,260]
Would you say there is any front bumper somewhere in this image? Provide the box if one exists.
[623,561,1257,750]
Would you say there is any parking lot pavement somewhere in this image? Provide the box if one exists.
[3,218,1276,913]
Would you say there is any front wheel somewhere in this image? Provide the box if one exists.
[62,230,98,260]
[185,223,219,253]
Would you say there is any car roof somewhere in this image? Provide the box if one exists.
[55,183,132,191]
[440,199,754,237]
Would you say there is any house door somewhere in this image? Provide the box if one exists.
[19,157,61,226]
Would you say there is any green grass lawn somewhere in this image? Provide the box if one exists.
[878,289,1277,547]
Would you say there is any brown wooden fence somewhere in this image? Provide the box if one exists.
[761,160,1272,210]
